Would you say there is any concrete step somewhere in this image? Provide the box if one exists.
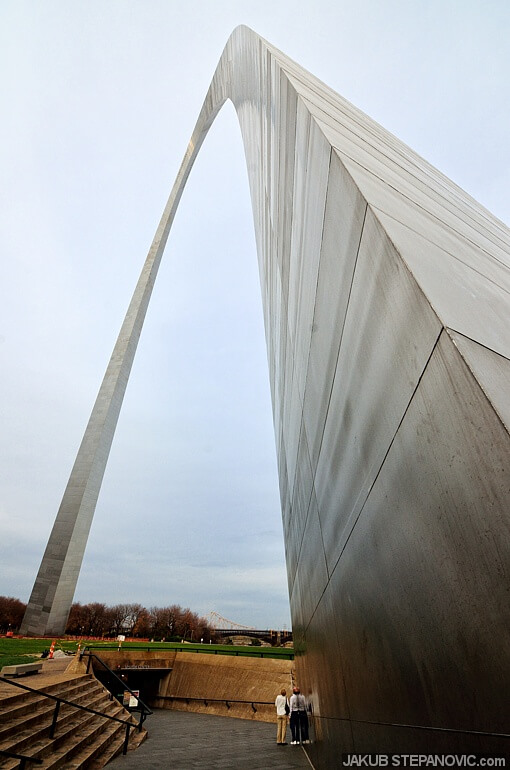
[0,674,145,770]
[0,755,20,770]
[0,696,123,757]
[0,680,103,742]
[0,676,94,719]
[0,681,115,749]
[33,712,136,769]
[86,725,147,770]
[57,720,129,770]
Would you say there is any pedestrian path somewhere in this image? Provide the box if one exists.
[0,657,77,700]
[108,709,312,770]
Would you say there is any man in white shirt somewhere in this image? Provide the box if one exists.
[289,686,310,744]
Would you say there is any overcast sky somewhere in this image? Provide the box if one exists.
[1,0,509,630]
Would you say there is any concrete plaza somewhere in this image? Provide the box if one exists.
[108,709,313,770]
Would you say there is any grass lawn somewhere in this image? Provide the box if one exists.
[0,638,293,669]
[85,640,294,659]
[0,638,79,669]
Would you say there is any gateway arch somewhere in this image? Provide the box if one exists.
[21,26,510,758]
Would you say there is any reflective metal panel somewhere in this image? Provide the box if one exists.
[338,158,510,359]
[302,152,367,472]
[448,328,510,431]
[314,207,442,572]
[328,331,510,735]
[290,489,328,631]
[290,423,314,549]
[294,580,349,720]
[289,86,510,258]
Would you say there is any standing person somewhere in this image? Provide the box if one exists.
[289,686,309,744]
[275,688,289,744]
[297,688,310,744]
[289,686,301,744]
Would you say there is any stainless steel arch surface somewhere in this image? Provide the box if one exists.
[21,26,510,759]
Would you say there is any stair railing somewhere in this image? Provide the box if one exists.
[157,694,274,713]
[0,748,42,768]
[0,675,137,755]
[80,650,153,729]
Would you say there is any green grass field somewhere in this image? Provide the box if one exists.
[83,640,294,660]
[0,638,79,669]
[0,638,293,670]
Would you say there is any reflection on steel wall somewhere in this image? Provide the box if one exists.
[22,26,510,759]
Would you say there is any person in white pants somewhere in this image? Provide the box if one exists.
[275,688,289,744]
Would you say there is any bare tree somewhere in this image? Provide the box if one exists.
[62,600,215,640]
[0,596,26,632]
[108,603,144,636]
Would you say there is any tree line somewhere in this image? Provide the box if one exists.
[0,596,216,641]
[0,596,25,633]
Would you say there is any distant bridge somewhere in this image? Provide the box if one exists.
[206,612,292,645]
[213,628,293,645]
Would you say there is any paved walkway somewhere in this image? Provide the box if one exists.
[0,657,78,700]
[108,709,313,770]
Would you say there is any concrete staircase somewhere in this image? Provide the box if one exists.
[0,674,146,769]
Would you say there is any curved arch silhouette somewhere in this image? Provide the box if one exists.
[21,26,510,756]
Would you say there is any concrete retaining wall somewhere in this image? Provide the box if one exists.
[93,650,294,723]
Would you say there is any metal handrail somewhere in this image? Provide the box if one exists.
[0,675,137,755]
[158,694,273,713]
[80,651,153,727]
[0,749,42,768]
